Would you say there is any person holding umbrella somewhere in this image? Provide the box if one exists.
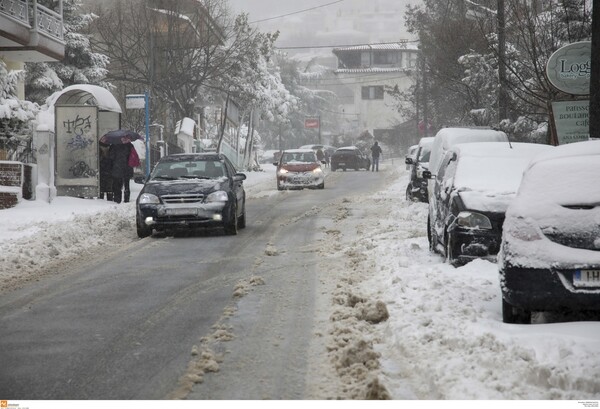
[101,130,142,203]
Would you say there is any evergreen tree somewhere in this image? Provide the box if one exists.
[0,61,39,153]
[25,0,110,105]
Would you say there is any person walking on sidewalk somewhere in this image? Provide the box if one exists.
[370,141,383,172]
[109,143,135,203]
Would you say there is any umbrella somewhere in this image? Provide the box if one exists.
[100,129,142,145]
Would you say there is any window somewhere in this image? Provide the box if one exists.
[361,86,384,100]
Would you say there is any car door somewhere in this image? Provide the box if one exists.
[432,152,457,246]
[223,157,245,215]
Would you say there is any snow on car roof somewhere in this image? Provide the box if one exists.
[523,139,600,170]
[449,142,554,212]
[437,127,508,149]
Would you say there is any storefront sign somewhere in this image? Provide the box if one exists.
[551,100,590,145]
[546,41,591,95]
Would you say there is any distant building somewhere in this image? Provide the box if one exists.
[303,41,419,147]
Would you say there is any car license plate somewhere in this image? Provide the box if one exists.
[574,269,600,287]
[166,208,197,216]
[338,162,346,166]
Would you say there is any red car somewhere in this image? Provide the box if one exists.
[274,149,325,190]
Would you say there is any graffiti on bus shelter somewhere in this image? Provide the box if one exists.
[64,114,94,151]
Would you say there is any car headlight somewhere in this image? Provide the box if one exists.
[313,168,323,173]
[278,168,289,175]
[139,193,160,204]
[456,211,492,230]
[205,190,229,202]
[505,216,542,241]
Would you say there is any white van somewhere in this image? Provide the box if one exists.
[425,127,509,251]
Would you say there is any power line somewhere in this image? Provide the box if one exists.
[249,0,345,24]
[275,40,420,50]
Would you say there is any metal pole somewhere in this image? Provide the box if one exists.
[497,0,508,123]
[590,0,600,139]
[145,91,150,178]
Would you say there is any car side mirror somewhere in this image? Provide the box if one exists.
[273,162,279,166]
[405,157,414,165]
[233,173,247,182]
[422,170,433,179]
[134,175,145,184]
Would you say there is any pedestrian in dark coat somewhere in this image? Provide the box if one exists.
[109,143,133,203]
[370,141,383,172]
[99,142,113,201]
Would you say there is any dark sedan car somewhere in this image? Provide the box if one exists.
[425,142,552,267]
[136,153,246,237]
[330,146,370,171]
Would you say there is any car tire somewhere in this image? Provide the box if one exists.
[445,231,461,267]
[427,214,435,253]
[343,167,347,171]
[224,204,238,235]
[238,202,246,229]
[317,182,325,189]
[331,167,337,172]
[502,298,532,324]
[136,214,152,238]
[406,185,412,201]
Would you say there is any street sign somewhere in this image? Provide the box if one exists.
[126,94,146,109]
[304,118,320,129]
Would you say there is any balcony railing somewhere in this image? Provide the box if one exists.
[0,0,29,24]
[0,0,63,41]
[33,2,63,41]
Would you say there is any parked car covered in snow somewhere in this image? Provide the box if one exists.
[330,146,371,171]
[274,149,325,190]
[405,137,434,202]
[498,140,600,324]
[425,142,553,266]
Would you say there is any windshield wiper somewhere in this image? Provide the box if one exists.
[153,175,176,180]
[181,175,210,179]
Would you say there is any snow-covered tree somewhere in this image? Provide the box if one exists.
[0,61,39,156]
[25,0,110,105]
[403,0,592,141]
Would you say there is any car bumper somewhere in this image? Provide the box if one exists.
[278,173,324,188]
[500,265,600,312]
[407,179,428,202]
[137,202,232,229]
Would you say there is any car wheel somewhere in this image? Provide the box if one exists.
[502,298,532,324]
[343,167,347,171]
[317,182,325,189]
[224,204,238,235]
[445,231,461,267]
[406,185,412,201]
[427,214,435,253]
[331,167,337,172]
[238,201,246,229]
[136,214,152,238]
[354,164,359,171]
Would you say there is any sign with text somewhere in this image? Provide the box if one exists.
[304,117,320,129]
[551,100,590,145]
[546,41,591,95]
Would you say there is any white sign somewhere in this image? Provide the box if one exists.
[126,94,146,109]
[546,41,591,95]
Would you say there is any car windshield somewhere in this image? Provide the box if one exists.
[281,152,316,163]
[419,149,431,162]
[151,160,226,180]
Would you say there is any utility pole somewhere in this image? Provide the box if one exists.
[497,0,508,123]
[590,0,600,139]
